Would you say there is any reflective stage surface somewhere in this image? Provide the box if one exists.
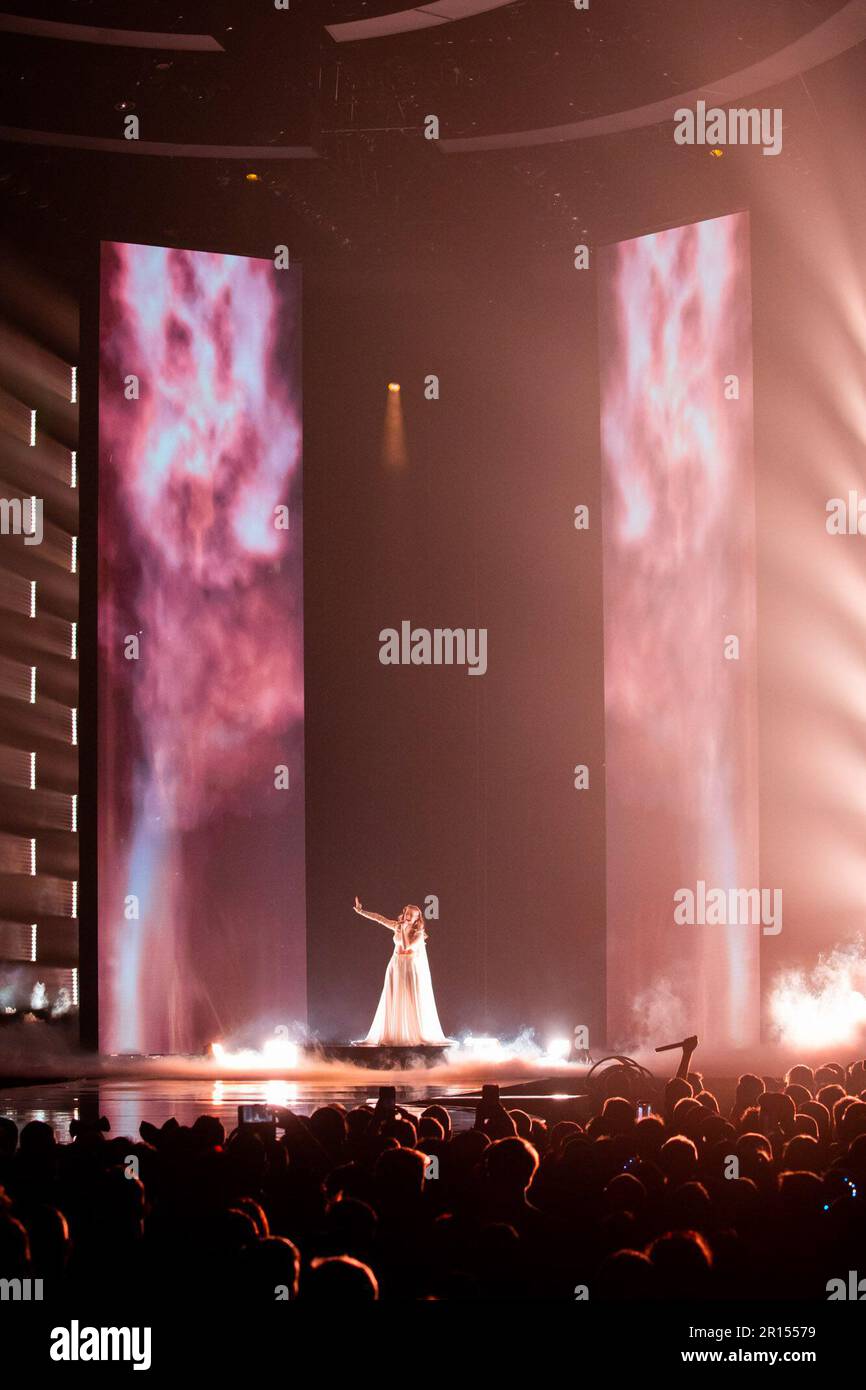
[0,1074,506,1139]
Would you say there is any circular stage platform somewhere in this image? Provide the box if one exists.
[306,1042,452,1069]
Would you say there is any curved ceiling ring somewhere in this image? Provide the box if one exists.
[3,1,864,160]
[439,0,866,151]
[0,14,224,50]
[0,127,318,159]
[326,0,517,43]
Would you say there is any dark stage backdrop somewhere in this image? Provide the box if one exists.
[97,243,305,1055]
[302,259,606,1048]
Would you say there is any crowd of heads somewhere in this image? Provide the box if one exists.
[1,1055,865,1301]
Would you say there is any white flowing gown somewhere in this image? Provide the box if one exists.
[364,924,448,1045]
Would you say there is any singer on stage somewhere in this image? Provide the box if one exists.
[353,897,449,1046]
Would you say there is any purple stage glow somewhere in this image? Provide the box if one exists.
[600,212,759,1050]
[98,243,305,1054]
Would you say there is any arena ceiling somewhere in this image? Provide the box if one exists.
[0,1,863,267]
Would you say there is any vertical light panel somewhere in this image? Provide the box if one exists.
[600,212,759,1051]
[98,242,305,1054]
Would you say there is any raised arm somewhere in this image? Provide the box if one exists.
[353,896,399,929]
[675,1035,699,1081]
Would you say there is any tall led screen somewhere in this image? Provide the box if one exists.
[600,212,759,1051]
[98,243,305,1054]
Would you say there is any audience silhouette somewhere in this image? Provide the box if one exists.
[2,1048,865,1301]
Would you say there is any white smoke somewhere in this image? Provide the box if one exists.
[768,940,866,1051]
[51,988,72,1018]
[612,975,690,1054]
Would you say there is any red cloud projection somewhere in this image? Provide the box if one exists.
[98,244,305,1055]
[600,213,759,1052]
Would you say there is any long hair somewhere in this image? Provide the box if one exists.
[402,904,428,944]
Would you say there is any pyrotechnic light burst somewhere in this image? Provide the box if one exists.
[768,943,866,1050]
[210,1037,300,1070]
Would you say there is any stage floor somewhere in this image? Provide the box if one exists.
[0,1073,507,1139]
[0,1041,799,1139]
